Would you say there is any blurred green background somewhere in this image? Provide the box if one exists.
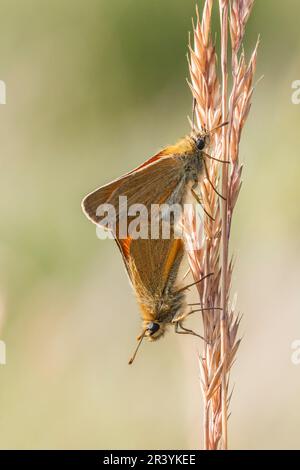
[0,0,299,450]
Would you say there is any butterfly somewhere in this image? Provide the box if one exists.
[114,233,213,364]
[82,123,228,231]
[82,124,227,363]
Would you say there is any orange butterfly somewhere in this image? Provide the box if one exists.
[115,234,212,364]
[82,123,228,230]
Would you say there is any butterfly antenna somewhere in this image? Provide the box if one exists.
[205,121,229,136]
[177,272,214,293]
[192,98,196,132]
[128,329,147,365]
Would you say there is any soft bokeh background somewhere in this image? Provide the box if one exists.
[0,0,299,450]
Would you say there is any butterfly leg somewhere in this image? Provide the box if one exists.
[203,159,226,200]
[174,320,207,342]
[202,151,230,164]
[191,185,215,221]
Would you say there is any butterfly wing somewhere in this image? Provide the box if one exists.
[128,236,184,299]
[82,151,184,225]
[115,232,184,320]
[114,236,133,284]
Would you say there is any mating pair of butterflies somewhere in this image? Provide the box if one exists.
[82,124,226,363]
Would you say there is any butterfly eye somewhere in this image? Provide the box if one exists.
[147,322,160,335]
[196,137,205,151]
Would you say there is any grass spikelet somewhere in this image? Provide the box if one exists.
[185,0,258,450]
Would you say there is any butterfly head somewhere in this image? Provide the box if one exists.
[191,121,229,151]
[128,321,166,364]
[191,132,210,151]
[142,321,165,341]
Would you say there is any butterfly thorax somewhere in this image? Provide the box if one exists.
[171,135,206,184]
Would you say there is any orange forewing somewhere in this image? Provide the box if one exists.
[81,146,185,226]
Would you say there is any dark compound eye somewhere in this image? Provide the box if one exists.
[196,137,205,150]
[147,322,160,335]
